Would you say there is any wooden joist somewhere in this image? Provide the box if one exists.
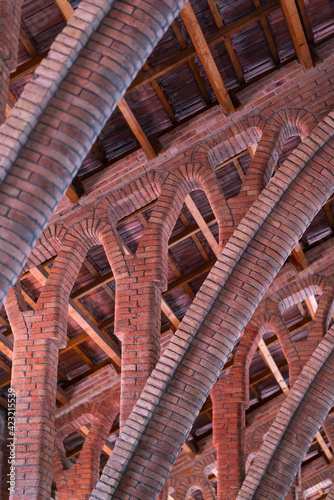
[280,0,313,69]
[171,19,212,104]
[207,0,244,83]
[253,0,280,65]
[184,194,220,257]
[180,2,235,114]
[117,98,157,160]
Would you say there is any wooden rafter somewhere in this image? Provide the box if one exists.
[180,2,235,115]
[280,0,313,69]
[117,98,157,160]
[171,19,211,104]
[143,62,176,124]
[207,0,244,83]
[11,0,281,94]
[184,194,220,257]
[253,0,280,65]
[127,0,280,94]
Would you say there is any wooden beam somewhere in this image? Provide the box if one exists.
[19,27,36,57]
[11,1,280,94]
[280,0,313,69]
[0,333,13,360]
[53,0,73,21]
[161,298,180,329]
[171,19,211,104]
[143,62,176,123]
[295,0,314,44]
[253,0,280,65]
[207,0,244,83]
[78,426,113,456]
[117,98,157,160]
[65,176,85,204]
[180,2,235,114]
[184,194,220,257]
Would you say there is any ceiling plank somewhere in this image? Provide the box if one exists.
[180,2,235,114]
[280,0,313,69]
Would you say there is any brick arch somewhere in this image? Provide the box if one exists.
[303,472,334,494]
[0,0,190,309]
[54,390,120,500]
[246,421,273,457]
[24,223,67,271]
[274,274,326,312]
[237,326,334,500]
[241,108,318,196]
[89,112,334,500]
[171,477,215,500]
[272,274,334,382]
[136,160,231,289]
[192,452,217,477]
[96,169,166,224]
[208,115,264,168]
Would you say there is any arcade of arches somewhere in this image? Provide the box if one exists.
[1,0,334,499]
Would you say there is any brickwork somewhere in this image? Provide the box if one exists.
[4,232,90,499]
[0,0,21,121]
[0,0,190,309]
[87,113,334,499]
[2,1,334,498]
[54,391,119,500]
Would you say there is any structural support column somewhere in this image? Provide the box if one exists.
[211,382,246,500]
[5,237,87,500]
[116,259,163,427]
[54,398,119,500]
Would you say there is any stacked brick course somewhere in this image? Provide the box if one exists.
[2,0,334,499]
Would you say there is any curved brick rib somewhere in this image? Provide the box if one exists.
[237,328,334,500]
[89,116,334,500]
[0,0,188,308]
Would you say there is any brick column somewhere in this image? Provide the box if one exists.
[54,398,119,500]
[211,381,246,500]
[116,258,163,427]
[5,238,87,500]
